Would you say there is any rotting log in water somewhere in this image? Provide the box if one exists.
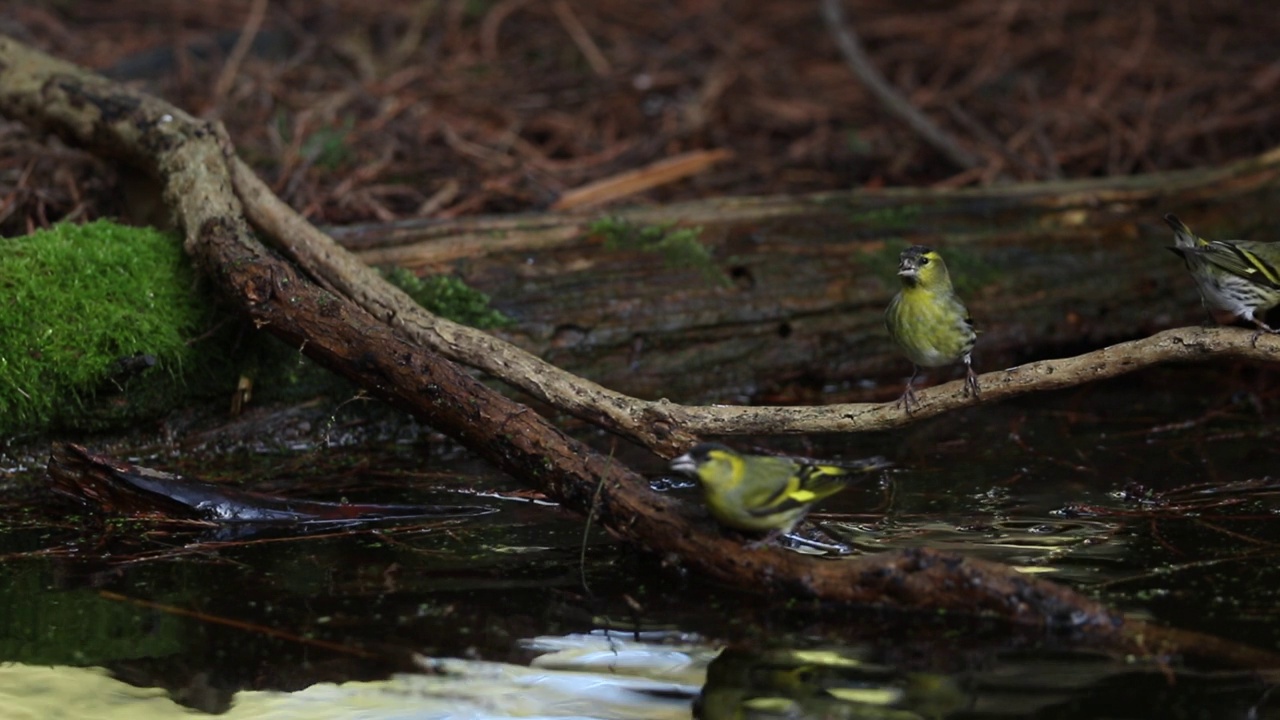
[325,159,1280,403]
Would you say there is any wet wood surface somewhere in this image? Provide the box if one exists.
[330,178,1280,403]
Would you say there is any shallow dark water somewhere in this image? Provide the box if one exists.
[2,365,1280,718]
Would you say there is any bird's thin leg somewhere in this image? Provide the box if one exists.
[895,365,921,413]
[1247,315,1279,347]
[963,354,981,398]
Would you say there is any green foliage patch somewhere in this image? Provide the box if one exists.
[589,216,728,286]
[847,204,922,230]
[381,267,513,329]
[938,245,999,297]
[0,220,213,435]
[302,117,355,170]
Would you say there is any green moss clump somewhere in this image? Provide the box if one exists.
[381,267,513,329]
[847,204,922,230]
[301,117,355,171]
[589,216,728,286]
[938,246,999,297]
[0,220,218,435]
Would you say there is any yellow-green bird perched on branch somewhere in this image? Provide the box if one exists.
[669,443,888,536]
[885,245,979,410]
[1165,214,1280,340]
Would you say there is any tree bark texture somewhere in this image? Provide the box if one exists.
[329,157,1280,403]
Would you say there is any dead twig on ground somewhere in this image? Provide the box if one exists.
[551,0,612,78]
[819,0,982,171]
[210,0,269,111]
[550,148,733,210]
[7,1,1280,231]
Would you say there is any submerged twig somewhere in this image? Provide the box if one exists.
[100,590,378,658]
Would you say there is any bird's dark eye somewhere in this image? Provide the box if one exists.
[919,256,930,265]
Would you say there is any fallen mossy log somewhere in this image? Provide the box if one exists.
[327,152,1280,403]
[8,35,1280,667]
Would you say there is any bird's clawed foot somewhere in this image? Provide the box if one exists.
[1249,320,1279,348]
[895,367,922,414]
[964,366,981,399]
[894,385,921,414]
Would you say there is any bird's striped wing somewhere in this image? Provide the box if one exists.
[746,463,850,517]
[1197,241,1280,290]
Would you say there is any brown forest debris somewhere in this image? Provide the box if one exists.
[550,148,733,210]
[7,2,1280,232]
[819,0,981,172]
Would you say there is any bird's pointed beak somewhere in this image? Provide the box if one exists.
[669,453,696,474]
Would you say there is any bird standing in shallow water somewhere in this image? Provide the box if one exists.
[884,245,979,411]
[669,443,887,538]
[1165,214,1280,342]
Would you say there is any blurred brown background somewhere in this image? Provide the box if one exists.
[2,0,1278,235]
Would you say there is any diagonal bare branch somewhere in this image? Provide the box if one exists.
[819,0,982,171]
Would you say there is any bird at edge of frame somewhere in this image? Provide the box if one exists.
[668,443,890,552]
[1164,213,1280,345]
[884,245,980,412]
